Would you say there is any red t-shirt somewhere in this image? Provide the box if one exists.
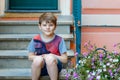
[33,34,62,56]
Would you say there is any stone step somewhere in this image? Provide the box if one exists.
[0,15,73,26]
[0,50,74,68]
[0,25,70,34]
[0,15,73,34]
[0,50,74,59]
[0,34,74,41]
[0,34,73,50]
[0,50,28,59]
[0,68,68,80]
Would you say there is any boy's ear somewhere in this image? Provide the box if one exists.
[38,24,41,30]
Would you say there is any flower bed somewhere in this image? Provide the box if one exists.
[65,41,120,80]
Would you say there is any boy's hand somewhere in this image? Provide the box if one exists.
[42,53,56,59]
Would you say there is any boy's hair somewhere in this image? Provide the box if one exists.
[39,13,57,26]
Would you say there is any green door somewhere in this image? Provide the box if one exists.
[9,0,58,10]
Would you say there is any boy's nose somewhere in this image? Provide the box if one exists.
[46,25,50,29]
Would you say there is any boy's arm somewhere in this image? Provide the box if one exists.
[27,39,38,61]
[28,52,43,61]
[28,52,36,61]
[57,38,68,63]
[55,52,68,63]
[49,52,67,63]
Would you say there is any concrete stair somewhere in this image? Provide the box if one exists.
[0,50,74,69]
[0,50,73,80]
[0,15,74,80]
[0,69,68,80]
[0,34,73,50]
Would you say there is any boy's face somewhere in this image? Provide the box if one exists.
[39,21,56,36]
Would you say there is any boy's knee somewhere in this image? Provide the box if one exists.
[32,56,44,68]
[45,55,57,65]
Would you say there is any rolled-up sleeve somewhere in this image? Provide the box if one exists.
[59,38,67,54]
[27,39,35,53]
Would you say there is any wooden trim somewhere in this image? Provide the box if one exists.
[82,8,120,14]
[3,12,60,18]
[82,27,120,32]
[5,10,61,13]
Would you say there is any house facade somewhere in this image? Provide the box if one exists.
[82,0,120,52]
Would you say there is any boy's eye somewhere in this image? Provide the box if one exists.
[42,24,47,26]
[49,24,54,26]
[41,23,54,27]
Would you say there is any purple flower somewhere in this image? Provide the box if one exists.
[113,43,120,47]
[113,50,118,55]
[92,58,95,61]
[113,43,117,47]
[99,53,104,58]
[88,76,94,80]
[99,58,103,61]
[92,66,96,69]
[65,73,70,80]
[73,72,79,78]
[88,78,93,80]
[117,67,120,72]
[89,72,92,75]
[107,55,111,59]
[74,52,78,56]
[108,69,113,76]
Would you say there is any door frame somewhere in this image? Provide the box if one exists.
[73,0,81,62]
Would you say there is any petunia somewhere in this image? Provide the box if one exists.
[99,53,104,58]
[108,69,113,76]
[65,73,70,80]
[112,50,118,55]
[82,52,89,57]
[74,52,79,56]
[73,72,79,78]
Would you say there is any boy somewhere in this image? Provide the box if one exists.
[27,13,68,80]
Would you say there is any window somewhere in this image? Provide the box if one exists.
[9,0,58,10]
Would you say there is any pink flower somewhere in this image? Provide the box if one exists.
[113,50,118,55]
[87,45,94,51]
[82,52,89,57]
[84,42,88,46]
[107,55,111,59]
[113,43,120,47]
[113,43,117,47]
[74,52,78,56]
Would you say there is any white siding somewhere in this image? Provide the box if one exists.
[82,14,120,26]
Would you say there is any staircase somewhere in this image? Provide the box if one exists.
[0,15,74,80]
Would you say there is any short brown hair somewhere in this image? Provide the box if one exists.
[39,13,57,26]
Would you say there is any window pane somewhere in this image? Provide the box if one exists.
[9,0,58,10]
